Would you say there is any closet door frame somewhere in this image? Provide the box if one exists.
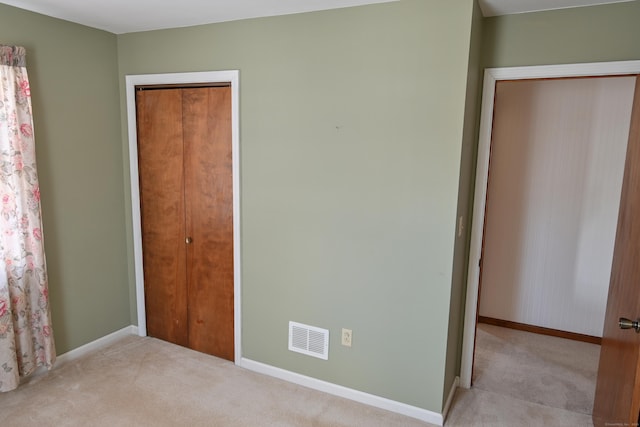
[125,70,241,363]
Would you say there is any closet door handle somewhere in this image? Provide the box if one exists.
[186,237,193,244]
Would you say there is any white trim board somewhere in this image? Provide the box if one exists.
[442,376,460,423]
[460,60,640,389]
[125,71,242,364]
[239,358,447,425]
[21,326,138,384]
[56,325,139,365]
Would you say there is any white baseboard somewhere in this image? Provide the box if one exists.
[442,376,459,423]
[56,325,139,366]
[22,325,139,383]
[239,358,445,426]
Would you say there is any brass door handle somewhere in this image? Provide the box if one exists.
[186,237,193,244]
[619,317,640,333]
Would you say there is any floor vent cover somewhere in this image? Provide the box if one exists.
[288,321,329,360]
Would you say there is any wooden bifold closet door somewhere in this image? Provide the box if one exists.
[136,86,234,361]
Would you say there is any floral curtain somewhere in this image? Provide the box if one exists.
[0,45,55,392]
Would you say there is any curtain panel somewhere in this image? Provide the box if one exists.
[0,45,55,392]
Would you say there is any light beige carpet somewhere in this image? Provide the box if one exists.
[0,336,430,427]
[0,328,599,427]
[443,324,597,427]
[446,387,593,427]
[472,323,600,415]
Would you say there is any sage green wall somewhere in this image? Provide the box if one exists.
[118,0,474,412]
[0,4,129,353]
[444,0,483,406]
[483,0,640,68]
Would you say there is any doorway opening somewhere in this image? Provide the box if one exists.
[461,61,640,387]
[460,62,640,420]
[471,73,635,414]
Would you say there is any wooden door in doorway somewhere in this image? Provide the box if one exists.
[593,75,640,426]
[136,86,234,361]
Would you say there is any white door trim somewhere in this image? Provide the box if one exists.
[460,60,640,388]
[125,70,242,364]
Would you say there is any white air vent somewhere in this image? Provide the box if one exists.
[288,321,329,360]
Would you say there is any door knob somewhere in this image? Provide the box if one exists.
[186,237,193,244]
[619,317,640,333]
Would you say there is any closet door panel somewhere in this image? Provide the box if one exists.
[183,87,234,360]
[136,89,189,347]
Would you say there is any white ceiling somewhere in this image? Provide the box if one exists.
[0,0,635,34]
